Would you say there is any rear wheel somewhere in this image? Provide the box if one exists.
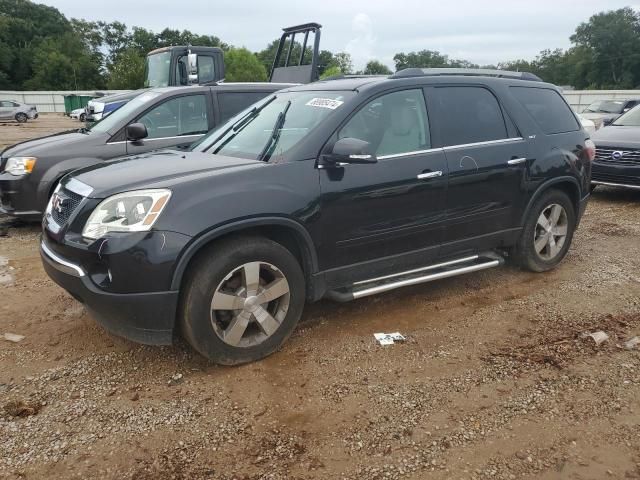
[79,113,86,122]
[513,189,576,272]
[15,113,27,123]
[180,236,305,365]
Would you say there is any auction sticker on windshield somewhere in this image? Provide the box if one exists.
[306,98,344,109]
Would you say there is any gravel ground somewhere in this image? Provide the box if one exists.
[1,116,639,479]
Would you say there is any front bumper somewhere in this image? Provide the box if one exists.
[591,161,640,190]
[27,111,38,120]
[41,240,179,345]
[0,173,42,220]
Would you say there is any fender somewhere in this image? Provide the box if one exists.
[36,157,103,210]
[170,216,319,291]
[520,176,581,226]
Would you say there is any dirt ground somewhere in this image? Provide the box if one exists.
[1,115,639,480]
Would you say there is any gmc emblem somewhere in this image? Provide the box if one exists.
[51,194,68,214]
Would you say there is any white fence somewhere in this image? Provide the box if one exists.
[562,90,638,113]
[1,88,638,114]
[0,90,128,113]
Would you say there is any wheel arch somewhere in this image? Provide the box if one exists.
[170,217,319,297]
[521,176,581,226]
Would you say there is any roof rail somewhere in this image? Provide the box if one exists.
[390,68,543,82]
[320,74,386,81]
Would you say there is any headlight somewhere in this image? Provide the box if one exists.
[4,157,37,176]
[82,189,172,240]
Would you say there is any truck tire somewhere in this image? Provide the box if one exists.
[180,236,305,365]
[15,113,27,123]
[513,189,576,272]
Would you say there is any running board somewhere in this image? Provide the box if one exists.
[324,252,504,302]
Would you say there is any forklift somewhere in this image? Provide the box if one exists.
[143,23,322,88]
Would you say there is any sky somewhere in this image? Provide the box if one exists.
[43,0,638,70]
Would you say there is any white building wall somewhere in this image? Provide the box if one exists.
[0,90,129,113]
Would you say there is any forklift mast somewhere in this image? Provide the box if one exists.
[269,23,322,84]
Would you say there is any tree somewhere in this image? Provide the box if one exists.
[363,60,392,75]
[393,50,450,70]
[107,48,145,89]
[320,65,342,79]
[331,52,353,74]
[571,7,640,88]
[225,47,267,82]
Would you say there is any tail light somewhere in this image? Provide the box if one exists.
[585,139,596,162]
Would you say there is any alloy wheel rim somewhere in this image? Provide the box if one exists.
[210,261,290,348]
[534,203,568,261]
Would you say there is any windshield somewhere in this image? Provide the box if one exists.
[583,100,625,114]
[89,91,161,134]
[612,105,640,126]
[145,51,172,88]
[192,90,354,161]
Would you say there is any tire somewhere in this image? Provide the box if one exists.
[513,189,576,272]
[15,113,27,123]
[180,236,305,365]
[79,113,86,122]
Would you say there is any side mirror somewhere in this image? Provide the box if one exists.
[602,118,613,127]
[187,53,198,84]
[321,138,377,167]
[126,123,148,141]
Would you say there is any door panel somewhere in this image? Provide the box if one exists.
[317,88,447,277]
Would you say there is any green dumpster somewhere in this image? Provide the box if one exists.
[63,95,95,115]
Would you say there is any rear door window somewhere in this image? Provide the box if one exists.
[431,86,508,146]
[217,92,272,123]
[510,87,579,135]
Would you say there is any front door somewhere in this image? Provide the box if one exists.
[0,101,13,120]
[428,85,529,255]
[125,93,211,155]
[318,88,448,280]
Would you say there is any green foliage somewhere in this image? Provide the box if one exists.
[363,60,392,75]
[107,48,145,89]
[331,52,353,74]
[225,48,267,82]
[393,50,478,70]
[320,66,342,79]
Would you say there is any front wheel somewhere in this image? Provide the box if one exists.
[79,113,86,122]
[513,189,576,272]
[180,236,305,365]
[15,113,27,123]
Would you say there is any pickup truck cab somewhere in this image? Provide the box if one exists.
[41,69,594,364]
[0,83,292,220]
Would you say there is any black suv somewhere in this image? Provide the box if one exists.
[40,68,594,364]
[0,83,291,220]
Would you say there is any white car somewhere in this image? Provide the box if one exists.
[579,115,596,135]
[70,108,87,122]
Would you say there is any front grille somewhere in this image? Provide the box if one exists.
[51,187,84,226]
[595,147,640,166]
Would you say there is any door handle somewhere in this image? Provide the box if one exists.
[417,171,443,180]
[507,157,527,166]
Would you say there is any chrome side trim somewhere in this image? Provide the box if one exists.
[41,242,85,277]
[507,157,527,166]
[378,148,442,160]
[353,255,479,286]
[352,259,501,299]
[592,181,640,191]
[444,137,524,151]
[417,171,443,180]
[65,177,93,197]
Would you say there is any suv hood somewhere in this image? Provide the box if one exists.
[70,150,264,198]
[2,130,104,158]
[591,125,640,149]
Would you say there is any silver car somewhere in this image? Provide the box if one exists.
[0,100,38,123]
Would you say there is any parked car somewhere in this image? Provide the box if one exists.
[582,99,640,129]
[579,115,596,135]
[0,100,38,123]
[0,83,292,220]
[86,91,140,122]
[70,108,87,122]
[39,68,594,364]
[590,104,640,191]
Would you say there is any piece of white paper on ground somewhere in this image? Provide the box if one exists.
[374,332,406,345]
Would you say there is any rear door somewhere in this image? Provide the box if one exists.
[125,92,213,154]
[0,101,13,119]
[428,85,529,255]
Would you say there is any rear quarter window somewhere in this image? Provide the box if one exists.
[510,87,579,135]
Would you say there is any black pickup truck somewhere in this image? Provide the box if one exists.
[0,83,292,220]
[41,68,594,365]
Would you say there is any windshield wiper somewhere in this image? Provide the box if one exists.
[257,100,292,162]
[211,96,277,154]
